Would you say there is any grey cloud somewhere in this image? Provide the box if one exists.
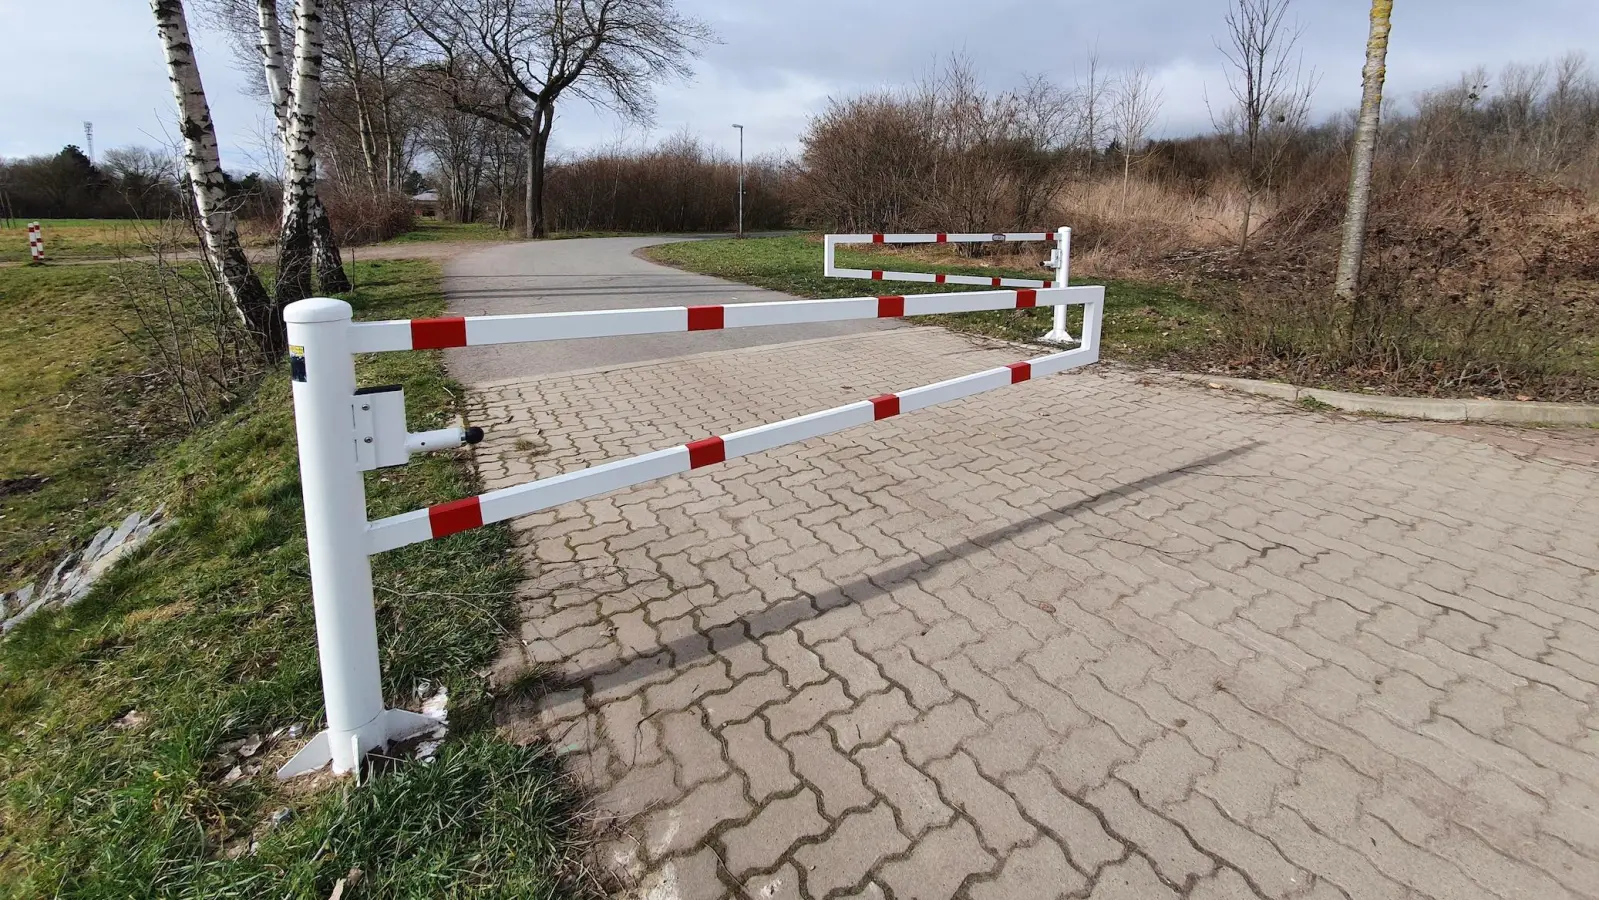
[3,0,1595,170]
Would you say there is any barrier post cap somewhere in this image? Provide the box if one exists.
[285,297,352,324]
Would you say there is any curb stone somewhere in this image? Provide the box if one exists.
[1173,374,1599,426]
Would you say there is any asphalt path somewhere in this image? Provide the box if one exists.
[442,235,896,383]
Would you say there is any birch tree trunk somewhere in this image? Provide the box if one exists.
[153,0,281,356]
[277,0,330,305]
[259,0,350,295]
[1334,0,1394,300]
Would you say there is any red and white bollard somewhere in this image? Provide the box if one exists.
[278,298,438,779]
[27,222,44,264]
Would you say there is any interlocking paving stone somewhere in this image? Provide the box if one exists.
[470,327,1599,899]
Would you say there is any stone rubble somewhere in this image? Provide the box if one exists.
[1,507,166,636]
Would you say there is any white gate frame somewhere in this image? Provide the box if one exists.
[280,232,1103,778]
[824,227,1078,344]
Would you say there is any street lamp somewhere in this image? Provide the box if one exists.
[732,123,745,238]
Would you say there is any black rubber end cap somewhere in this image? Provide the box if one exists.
[464,426,485,445]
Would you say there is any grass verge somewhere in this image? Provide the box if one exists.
[0,263,162,582]
[643,235,1218,363]
[0,259,585,898]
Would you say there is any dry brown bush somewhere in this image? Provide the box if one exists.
[790,58,1076,234]
[319,187,415,245]
[545,135,789,233]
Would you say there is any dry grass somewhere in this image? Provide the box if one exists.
[1047,176,1272,277]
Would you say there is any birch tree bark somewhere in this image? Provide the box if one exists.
[276,0,334,304]
[153,0,281,355]
[1334,0,1394,300]
[259,0,350,293]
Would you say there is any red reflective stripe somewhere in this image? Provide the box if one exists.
[1043,281,1053,289]
[1046,233,1057,243]
[936,233,948,243]
[428,496,483,538]
[991,277,1003,287]
[1007,362,1032,384]
[411,317,468,349]
[686,305,725,331]
[1015,289,1037,309]
[876,296,905,318]
[935,273,946,284]
[686,436,726,469]
[872,234,885,243]
[871,270,884,280]
[870,394,900,419]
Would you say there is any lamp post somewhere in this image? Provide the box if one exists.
[732,123,745,238]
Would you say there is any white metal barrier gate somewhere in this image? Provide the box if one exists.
[825,227,1080,344]
[280,228,1103,778]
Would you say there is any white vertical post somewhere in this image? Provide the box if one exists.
[279,297,434,779]
[27,222,43,264]
[1042,226,1074,344]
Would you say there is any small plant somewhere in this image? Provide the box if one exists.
[108,221,267,431]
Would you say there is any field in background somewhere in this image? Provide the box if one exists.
[0,259,585,897]
[0,219,280,264]
[644,235,1219,364]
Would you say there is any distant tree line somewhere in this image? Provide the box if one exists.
[10,44,1595,243]
[0,145,273,222]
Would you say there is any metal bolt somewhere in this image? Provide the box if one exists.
[363,437,372,443]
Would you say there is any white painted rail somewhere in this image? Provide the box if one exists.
[825,226,1080,344]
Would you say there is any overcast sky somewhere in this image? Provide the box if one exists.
[5,0,1597,172]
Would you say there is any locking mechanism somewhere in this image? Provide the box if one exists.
[351,385,485,471]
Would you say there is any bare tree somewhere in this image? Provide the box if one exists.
[152,0,279,354]
[1078,44,1109,173]
[1111,65,1163,210]
[405,0,713,238]
[1334,0,1394,301]
[324,0,418,191]
[1215,0,1316,253]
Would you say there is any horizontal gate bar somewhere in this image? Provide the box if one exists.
[823,229,1066,292]
[347,286,1100,353]
[829,269,1057,289]
[366,327,1102,555]
[830,233,1058,244]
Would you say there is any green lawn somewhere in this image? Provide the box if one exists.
[0,260,584,898]
[644,235,1219,363]
[0,264,171,582]
[380,219,518,244]
[0,220,279,264]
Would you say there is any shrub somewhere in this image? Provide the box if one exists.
[544,134,790,233]
[319,188,415,246]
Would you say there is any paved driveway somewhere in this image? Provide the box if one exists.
[444,235,893,382]
[449,238,1599,900]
